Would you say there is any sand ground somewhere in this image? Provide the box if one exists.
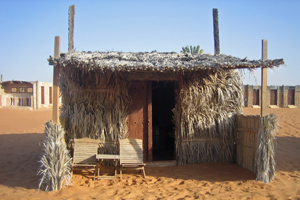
[0,107,299,200]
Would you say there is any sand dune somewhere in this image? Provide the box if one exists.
[0,107,299,199]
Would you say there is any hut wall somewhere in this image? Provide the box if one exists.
[59,66,131,154]
[174,69,243,165]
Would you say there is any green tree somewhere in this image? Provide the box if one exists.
[181,45,204,54]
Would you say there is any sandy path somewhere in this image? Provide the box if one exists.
[0,107,299,200]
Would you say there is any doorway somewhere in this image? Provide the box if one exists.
[152,81,175,161]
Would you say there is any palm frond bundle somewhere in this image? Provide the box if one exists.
[38,121,72,191]
[256,113,277,183]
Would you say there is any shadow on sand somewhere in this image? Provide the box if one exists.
[1,133,299,190]
[0,133,45,190]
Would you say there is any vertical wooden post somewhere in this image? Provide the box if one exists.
[53,36,61,124]
[213,8,220,55]
[68,5,75,52]
[147,81,153,161]
[261,39,268,116]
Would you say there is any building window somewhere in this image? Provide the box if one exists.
[11,88,17,93]
[19,87,25,93]
[41,86,45,105]
[27,88,33,93]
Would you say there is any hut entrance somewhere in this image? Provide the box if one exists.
[152,81,175,161]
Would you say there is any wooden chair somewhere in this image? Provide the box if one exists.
[72,138,99,180]
[119,138,146,179]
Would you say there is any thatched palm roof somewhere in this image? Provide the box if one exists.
[48,51,284,72]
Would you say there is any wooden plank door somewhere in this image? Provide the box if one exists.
[127,81,152,161]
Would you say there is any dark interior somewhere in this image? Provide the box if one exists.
[152,81,175,161]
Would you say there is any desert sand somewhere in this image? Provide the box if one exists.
[0,107,299,200]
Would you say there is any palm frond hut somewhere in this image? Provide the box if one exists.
[48,51,284,167]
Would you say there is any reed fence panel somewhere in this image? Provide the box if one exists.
[236,113,277,183]
[236,114,260,173]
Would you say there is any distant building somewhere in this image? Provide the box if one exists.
[0,80,54,109]
[242,85,300,108]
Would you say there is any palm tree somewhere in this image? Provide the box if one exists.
[181,45,204,54]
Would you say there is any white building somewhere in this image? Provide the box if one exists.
[0,80,56,109]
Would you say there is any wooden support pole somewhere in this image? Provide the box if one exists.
[213,8,220,55]
[261,39,268,116]
[147,81,153,162]
[68,5,75,52]
[53,36,61,124]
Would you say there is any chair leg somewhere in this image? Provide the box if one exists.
[142,168,146,179]
[120,167,122,179]
[114,160,118,178]
[93,169,96,181]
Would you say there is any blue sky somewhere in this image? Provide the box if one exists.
[0,0,299,85]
